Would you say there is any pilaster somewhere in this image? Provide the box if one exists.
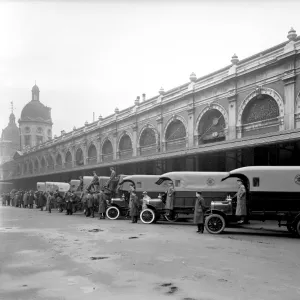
[156,115,163,152]
[282,70,296,130]
[132,124,138,156]
[187,105,195,148]
[227,90,237,140]
[113,132,117,160]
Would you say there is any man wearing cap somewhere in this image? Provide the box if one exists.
[130,191,140,223]
[194,192,209,233]
[233,179,247,224]
[165,182,175,218]
[106,167,116,190]
[98,189,107,219]
[87,171,100,193]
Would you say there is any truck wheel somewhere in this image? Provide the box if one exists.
[140,209,155,224]
[205,214,226,234]
[296,219,300,237]
[106,206,120,220]
[164,213,179,222]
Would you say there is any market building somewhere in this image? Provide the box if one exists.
[1,28,300,189]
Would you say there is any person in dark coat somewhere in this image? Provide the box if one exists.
[130,191,140,223]
[65,192,73,215]
[28,191,34,209]
[233,179,247,224]
[193,191,209,233]
[23,191,28,208]
[87,171,99,193]
[47,192,54,213]
[86,192,95,218]
[165,182,175,218]
[98,190,107,219]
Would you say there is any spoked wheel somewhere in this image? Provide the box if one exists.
[164,213,179,222]
[106,206,120,220]
[140,209,155,224]
[205,214,226,234]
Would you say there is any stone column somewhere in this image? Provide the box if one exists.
[187,106,195,148]
[156,116,163,152]
[96,137,102,163]
[132,124,138,156]
[282,72,297,130]
[71,145,76,168]
[113,132,117,160]
[227,91,237,140]
[82,141,87,165]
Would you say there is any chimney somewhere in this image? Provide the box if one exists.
[142,93,146,102]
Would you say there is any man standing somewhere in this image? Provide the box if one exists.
[28,191,34,209]
[87,171,99,193]
[130,191,140,223]
[106,167,116,190]
[165,182,175,218]
[86,192,95,218]
[193,191,209,233]
[98,189,107,219]
[233,179,247,224]
[47,192,54,213]
[23,191,28,208]
[65,192,73,215]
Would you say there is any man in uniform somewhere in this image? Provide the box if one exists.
[193,191,209,233]
[98,189,107,219]
[87,171,99,193]
[233,179,247,224]
[106,167,116,190]
[130,191,140,223]
[165,182,175,218]
[86,192,95,218]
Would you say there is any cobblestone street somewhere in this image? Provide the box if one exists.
[0,206,299,300]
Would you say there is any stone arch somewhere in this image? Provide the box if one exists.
[56,153,63,166]
[34,158,39,171]
[237,87,284,138]
[101,137,113,162]
[28,160,33,174]
[65,150,73,168]
[87,143,97,164]
[75,147,84,166]
[40,156,46,169]
[47,154,54,170]
[163,115,187,151]
[195,104,228,145]
[138,124,158,147]
[118,131,133,151]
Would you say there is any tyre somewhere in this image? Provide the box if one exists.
[106,206,120,220]
[205,214,226,234]
[164,213,179,222]
[140,209,155,224]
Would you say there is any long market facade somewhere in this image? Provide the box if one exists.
[2,28,300,190]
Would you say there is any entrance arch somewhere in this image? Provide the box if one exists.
[65,151,72,168]
[87,143,97,164]
[139,126,157,155]
[75,148,84,166]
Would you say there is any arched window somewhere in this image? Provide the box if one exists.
[75,148,84,166]
[88,144,97,164]
[241,94,280,137]
[165,119,186,151]
[198,109,226,145]
[102,139,113,162]
[41,157,46,172]
[56,153,62,169]
[140,128,157,155]
[119,134,133,159]
[34,159,39,172]
[47,155,54,170]
[65,151,72,169]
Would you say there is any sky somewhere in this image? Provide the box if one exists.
[0,0,299,137]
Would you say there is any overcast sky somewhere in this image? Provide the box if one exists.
[0,0,299,137]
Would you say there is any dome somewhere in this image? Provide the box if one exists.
[32,84,40,93]
[1,113,20,145]
[20,100,52,124]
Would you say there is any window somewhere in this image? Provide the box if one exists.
[25,127,30,133]
[136,182,142,189]
[253,177,260,187]
[36,136,43,145]
[37,127,43,134]
[24,135,31,147]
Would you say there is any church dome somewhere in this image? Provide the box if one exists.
[20,101,52,123]
[19,84,52,124]
[1,113,20,145]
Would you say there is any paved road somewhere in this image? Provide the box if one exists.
[0,206,299,300]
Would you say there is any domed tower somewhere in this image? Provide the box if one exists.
[18,84,53,149]
[0,109,20,163]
